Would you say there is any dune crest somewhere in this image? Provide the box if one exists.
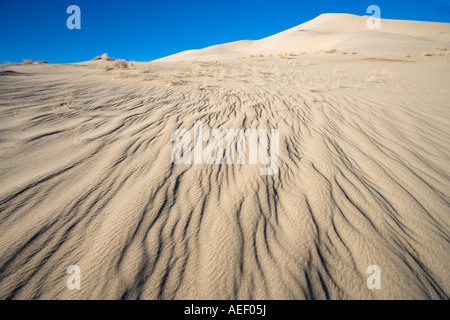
[157,13,450,61]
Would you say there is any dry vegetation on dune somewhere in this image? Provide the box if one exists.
[92,54,134,71]
[112,59,134,69]
[97,65,110,72]
[93,53,114,61]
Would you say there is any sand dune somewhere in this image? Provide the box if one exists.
[0,14,449,300]
[157,13,450,61]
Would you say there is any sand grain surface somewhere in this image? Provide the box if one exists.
[0,14,449,300]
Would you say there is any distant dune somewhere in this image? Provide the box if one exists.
[157,13,450,61]
[0,14,449,299]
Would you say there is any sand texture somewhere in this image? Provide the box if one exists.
[0,14,449,299]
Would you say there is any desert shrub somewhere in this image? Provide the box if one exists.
[112,59,129,68]
[97,65,109,72]
[93,53,113,61]
[159,74,176,86]
[278,53,290,59]
[22,59,33,64]
[251,55,264,61]
[324,49,336,54]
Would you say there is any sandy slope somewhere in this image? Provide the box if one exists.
[157,13,450,61]
[0,14,449,300]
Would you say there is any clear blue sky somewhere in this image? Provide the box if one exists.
[1,0,449,63]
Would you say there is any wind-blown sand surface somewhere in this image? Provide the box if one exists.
[0,14,449,299]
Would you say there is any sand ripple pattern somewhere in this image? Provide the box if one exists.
[0,62,449,299]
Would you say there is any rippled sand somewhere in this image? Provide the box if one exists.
[0,52,448,300]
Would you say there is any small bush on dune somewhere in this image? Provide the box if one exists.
[97,65,109,72]
[422,51,433,56]
[112,59,130,69]
[250,54,262,61]
[159,74,176,87]
[22,59,33,64]
[251,55,264,61]
[93,53,113,61]
[324,49,336,54]
[278,53,291,59]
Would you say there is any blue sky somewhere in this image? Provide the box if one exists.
[0,0,449,63]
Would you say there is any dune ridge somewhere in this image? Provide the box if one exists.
[157,13,450,62]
